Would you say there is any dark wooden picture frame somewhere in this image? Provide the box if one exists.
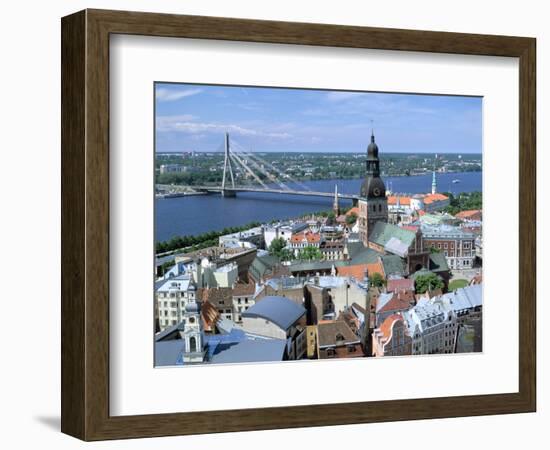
[61,9,536,441]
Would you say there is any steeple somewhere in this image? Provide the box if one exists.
[360,130,385,199]
[431,170,437,194]
[333,184,340,215]
[182,289,207,364]
[358,129,388,247]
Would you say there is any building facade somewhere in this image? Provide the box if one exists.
[372,314,413,357]
[422,225,477,270]
[156,275,198,331]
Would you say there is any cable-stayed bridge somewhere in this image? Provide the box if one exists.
[160,132,360,203]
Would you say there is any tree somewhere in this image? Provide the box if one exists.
[369,272,385,288]
[298,246,322,261]
[415,273,444,294]
[279,248,295,262]
[268,237,287,257]
[345,212,358,226]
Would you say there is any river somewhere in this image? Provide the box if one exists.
[155,171,482,241]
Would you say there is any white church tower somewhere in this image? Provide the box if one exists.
[182,284,207,364]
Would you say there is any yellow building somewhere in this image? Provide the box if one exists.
[306,325,318,359]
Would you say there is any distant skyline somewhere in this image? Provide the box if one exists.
[155,83,482,154]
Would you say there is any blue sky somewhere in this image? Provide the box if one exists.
[155,83,482,154]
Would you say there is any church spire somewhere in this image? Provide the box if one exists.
[333,184,340,215]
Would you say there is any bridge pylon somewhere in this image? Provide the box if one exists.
[221,132,236,197]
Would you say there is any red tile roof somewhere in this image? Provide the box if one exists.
[346,207,359,217]
[379,314,403,340]
[386,278,415,293]
[387,195,411,206]
[337,261,385,280]
[201,301,220,332]
[456,209,482,220]
[423,193,449,204]
[378,292,413,314]
[232,282,255,296]
[290,231,321,244]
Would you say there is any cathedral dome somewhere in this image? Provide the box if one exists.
[360,176,386,199]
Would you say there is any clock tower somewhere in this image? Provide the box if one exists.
[358,131,388,246]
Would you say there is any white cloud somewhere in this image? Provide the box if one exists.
[156,116,291,140]
[156,87,203,102]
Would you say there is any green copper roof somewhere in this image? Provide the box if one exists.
[345,242,380,264]
[428,252,450,273]
[369,222,416,248]
[381,254,407,277]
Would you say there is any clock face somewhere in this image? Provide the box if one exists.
[372,187,381,197]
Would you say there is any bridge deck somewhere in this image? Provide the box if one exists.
[190,185,360,200]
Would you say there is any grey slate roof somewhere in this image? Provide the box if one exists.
[384,237,409,258]
[155,340,184,366]
[242,295,306,331]
[209,338,287,364]
[443,284,482,312]
[249,254,282,280]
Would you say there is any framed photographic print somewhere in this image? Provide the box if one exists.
[61,9,536,441]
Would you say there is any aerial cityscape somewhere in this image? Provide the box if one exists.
[154,84,483,366]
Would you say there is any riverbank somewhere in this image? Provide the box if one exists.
[155,171,482,241]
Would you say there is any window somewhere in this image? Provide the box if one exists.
[444,243,448,249]
[438,243,442,249]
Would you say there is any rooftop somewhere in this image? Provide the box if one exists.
[156,275,194,293]
[317,320,360,348]
[421,224,476,239]
[242,295,306,331]
[369,222,417,249]
[378,314,405,341]
[387,277,415,293]
[209,337,287,364]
